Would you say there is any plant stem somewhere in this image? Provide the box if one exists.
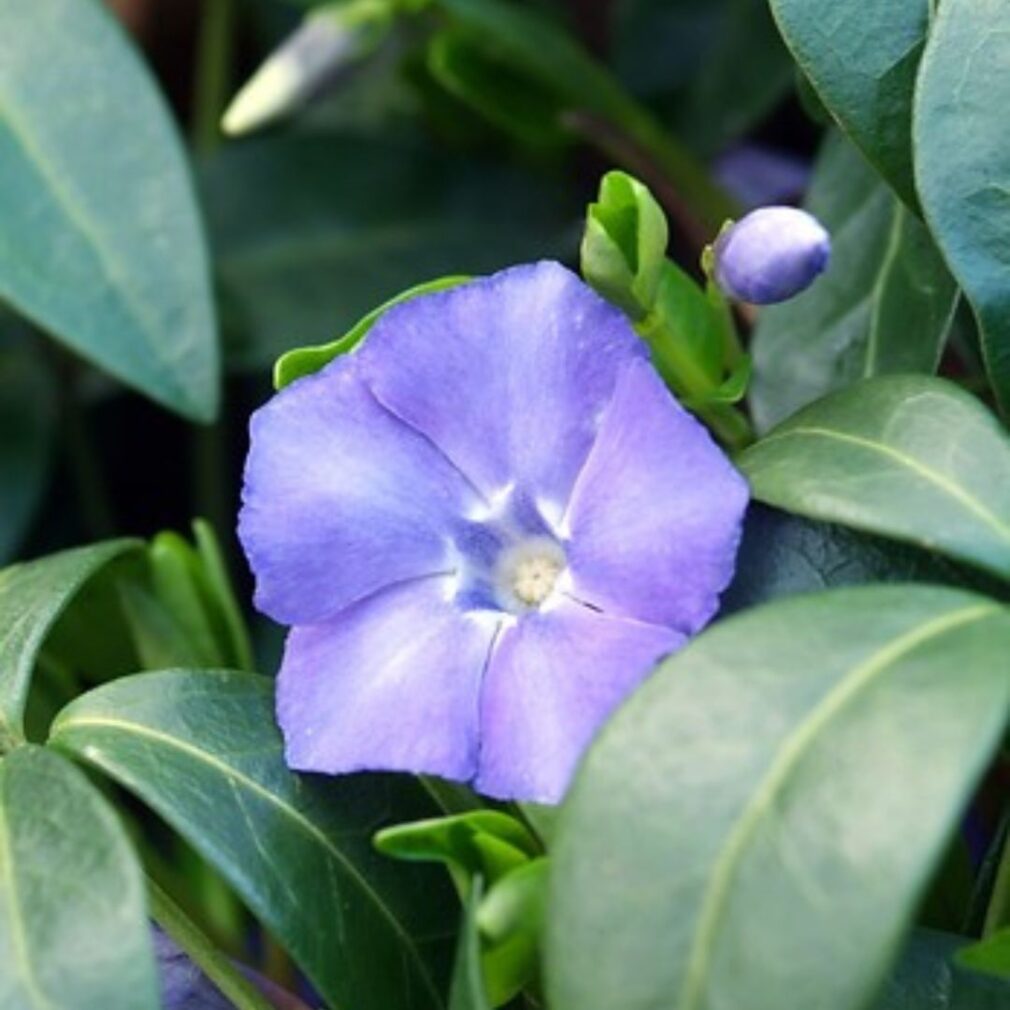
[148,878,279,1010]
[984,833,1010,936]
[192,0,237,152]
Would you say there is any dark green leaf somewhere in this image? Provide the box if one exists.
[202,133,579,371]
[0,745,157,1010]
[739,376,1010,584]
[547,586,1010,1010]
[767,0,928,206]
[914,0,1010,417]
[0,540,139,749]
[750,132,956,431]
[0,349,54,563]
[50,669,456,1010]
[0,0,218,420]
[721,505,1006,617]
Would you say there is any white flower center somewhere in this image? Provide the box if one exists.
[494,536,566,611]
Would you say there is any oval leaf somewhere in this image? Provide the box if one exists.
[0,745,157,1010]
[0,0,218,420]
[50,669,456,1010]
[547,585,1010,1010]
[914,0,1010,418]
[768,0,928,207]
[739,376,1010,584]
[0,539,139,749]
[750,132,956,431]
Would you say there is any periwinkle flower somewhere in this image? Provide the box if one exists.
[240,262,748,803]
[714,206,830,304]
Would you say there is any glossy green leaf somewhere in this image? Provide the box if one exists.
[0,0,218,420]
[0,349,54,563]
[449,881,492,1010]
[273,275,469,390]
[203,133,579,371]
[750,132,957,430]
[0,539,139,750]
[740,376,1010,584]
[767,0,928,207]
[914,0,1010,417]
[0,745,157,1010]
[50,669,456,1010]
[547,586,1010,1010]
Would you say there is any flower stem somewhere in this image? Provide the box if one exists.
[148,878,279,1010]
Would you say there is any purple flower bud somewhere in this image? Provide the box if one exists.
[714,206,830,305]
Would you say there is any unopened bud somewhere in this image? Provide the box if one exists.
[222,0,392,137]
[713,206,830,305]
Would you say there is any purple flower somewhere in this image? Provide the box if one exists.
[714,206,830,304]
[240,262,748,803]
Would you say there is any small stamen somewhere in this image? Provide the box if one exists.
[494,536,567,613]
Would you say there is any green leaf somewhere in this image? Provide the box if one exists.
[202,132,579,371]
[449,880,492,1010]
[675,0,794,157]
[50,669,456,1010]
[721,505,1006,618]
[273,275,469,390]
[750,132,957,431]
[767,0,928,207]
[546,585,1010,1010]
[739,375,1010,584]
[0,539,140,750]
[0,348,54,564]
[0,745,157,1010]
[0,0,218,421]
[914,0,1010,418]
[958,930,1010,983]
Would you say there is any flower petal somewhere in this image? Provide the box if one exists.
[278,577,499,780]
[476,602,683,803]
[239,360,479,625]
[564,358,749,633]
[357,261,646,509]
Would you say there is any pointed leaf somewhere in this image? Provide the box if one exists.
[0,745,157,1010]
[50,669,455,1010]
[0,539,140,749]
[740,376,1010,584]
[767,0,929,207]
[547,586,1010,1010]
[0,0,218,420]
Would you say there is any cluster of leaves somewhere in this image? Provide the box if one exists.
[4,0,1010,1010]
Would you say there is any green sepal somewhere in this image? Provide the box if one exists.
[374,810,540,898]
[581,171,668,320]
[273,275,470,390]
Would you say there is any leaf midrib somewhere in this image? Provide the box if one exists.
[678,602,997,1009]
[0,86,193,407]
[747,426,1010,548]
[53,713,443,1008]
